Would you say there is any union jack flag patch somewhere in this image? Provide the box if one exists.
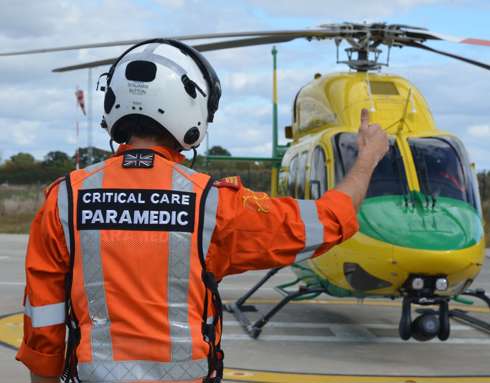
[122,150,155,168]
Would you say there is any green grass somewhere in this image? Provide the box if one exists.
[483,201,490,246]
[0,185,42,234]
[0,213,36,233]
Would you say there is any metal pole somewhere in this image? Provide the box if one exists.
[87,68,93,164]
[76,121,80,170]
[75,91,80,170]
[205,130,209,168]
[271,46,279,197]
[272,46,278,158]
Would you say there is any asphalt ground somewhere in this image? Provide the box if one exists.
[0,234,489,382]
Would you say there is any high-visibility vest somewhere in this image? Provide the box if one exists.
[57,149,223,382]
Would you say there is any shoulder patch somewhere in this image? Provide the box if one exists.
[44,176,65,197]
[213,176,242,190]
[242,188,271,213]
[122,149,155,168]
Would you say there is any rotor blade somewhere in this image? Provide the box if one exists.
[53,58,117,72]
[52,34,318,72]
[192,35,298,52]
[0,28,336,57]
[405,41,490,71]
[403,29,490,47]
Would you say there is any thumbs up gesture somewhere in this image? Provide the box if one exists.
[357,108,389,166]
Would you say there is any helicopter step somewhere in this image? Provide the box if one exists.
[223,267,328,339]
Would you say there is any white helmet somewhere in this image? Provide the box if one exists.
[101,39,221,150]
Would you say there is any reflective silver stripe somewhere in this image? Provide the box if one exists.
[57,180,71,252]
[79,168,113,360]
[202,186,218,261]
[175,163,197,176]
[84,160,105,174]
[295,199,324,263]
[24,297,65,328]
[78,358,208,382]
[168,168,193,361]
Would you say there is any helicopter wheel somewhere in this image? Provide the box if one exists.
[438,300,450,341]
[399,297,412,340]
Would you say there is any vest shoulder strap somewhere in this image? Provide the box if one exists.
[44,176,65,198]
[61,173,81,382]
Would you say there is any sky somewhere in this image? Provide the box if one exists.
[0,0,490,169]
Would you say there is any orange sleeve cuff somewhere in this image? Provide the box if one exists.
[317,189,359,241]
[16,340,64,378]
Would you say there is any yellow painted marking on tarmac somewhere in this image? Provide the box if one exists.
[2,313,489,382]
[0,313,22,349]
[222,299,489,314]
[224,368,490,383]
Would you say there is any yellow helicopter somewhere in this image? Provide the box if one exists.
[1,22,489,342]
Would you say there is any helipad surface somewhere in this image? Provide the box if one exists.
[1,234,489,382]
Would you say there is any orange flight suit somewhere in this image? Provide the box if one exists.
[16,144,358,381]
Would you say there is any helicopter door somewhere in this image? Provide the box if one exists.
[309,146,327,199]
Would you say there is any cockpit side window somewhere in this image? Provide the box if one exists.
[333,133,408,197]
[288,155,298,197]
[297,151,308,199]
[310,146,327,200]
[409,137,480,212]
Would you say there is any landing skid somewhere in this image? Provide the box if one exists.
[223,267,327,339]
[459,288,490,308]
[449,288,490,335]
[224,268,490,341]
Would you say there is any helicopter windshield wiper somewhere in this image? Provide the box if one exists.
[391,144,411,208]
[413,146,437,209]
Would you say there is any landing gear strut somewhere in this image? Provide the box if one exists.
[398,297,451,341]
[224,267,328,339]
[399,288,490,341]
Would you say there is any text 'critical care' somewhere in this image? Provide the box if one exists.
[77,188,196,232]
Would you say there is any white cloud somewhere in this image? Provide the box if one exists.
[0,1,67,39]
[152,0,187,9]
[468,124,490,138]
[247,0,451,19]
[0,0,489,171]
[230,141,273,157]
[0,119,40,146]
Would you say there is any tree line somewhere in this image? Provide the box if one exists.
[0,146,272,191]
[1,147,490,209]
[0,148,112,185]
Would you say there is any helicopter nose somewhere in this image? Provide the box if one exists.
[358,194,483,251]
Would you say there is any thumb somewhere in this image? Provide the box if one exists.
[360,108,369,130]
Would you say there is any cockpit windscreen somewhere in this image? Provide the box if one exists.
[333,133,408,198]
[409,136,480,212]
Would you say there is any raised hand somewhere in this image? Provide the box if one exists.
[357,108,389,166]
[335,109,390,211]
